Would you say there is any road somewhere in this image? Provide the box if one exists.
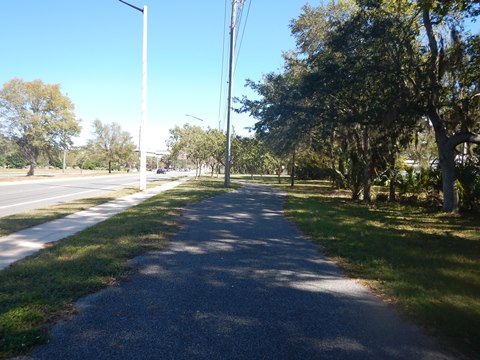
[0,171,186,218]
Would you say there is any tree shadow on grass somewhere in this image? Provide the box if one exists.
[286,185,480,357]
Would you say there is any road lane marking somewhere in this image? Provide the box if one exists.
[0,189,102,210]
[0,176,171,210]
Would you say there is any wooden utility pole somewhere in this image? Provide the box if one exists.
[224,0,237,188]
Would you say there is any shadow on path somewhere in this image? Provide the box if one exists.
[31,184,455,360]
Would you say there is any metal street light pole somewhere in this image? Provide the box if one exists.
[118,0,148,191]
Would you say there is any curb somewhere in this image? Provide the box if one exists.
[0,176,192,270]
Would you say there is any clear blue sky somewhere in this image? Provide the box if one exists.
[2,1,478,151]
[0,0,313,150]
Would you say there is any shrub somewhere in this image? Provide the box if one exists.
[375,193,389,202]
[6,153,27,168]
[457,159,480,212]
[295,151,333,180]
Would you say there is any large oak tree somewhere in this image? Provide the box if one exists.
[0,78,81,175]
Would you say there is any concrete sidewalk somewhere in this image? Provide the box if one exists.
[0,177,191,270]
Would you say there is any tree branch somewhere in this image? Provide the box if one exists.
[448,131,480,148]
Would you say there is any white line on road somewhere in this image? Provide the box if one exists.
[0,188,103,210]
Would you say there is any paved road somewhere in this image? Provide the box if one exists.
[0,171,185,218]
[0,177,192,270]
[31,183,455,360]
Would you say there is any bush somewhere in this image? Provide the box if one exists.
[457,159,480,212]
[375,193,389,202]
[295,151,330,180]
[396,166,441,199]
[6,154,27,168]
[397,166,423,196]
[49,157,62,169]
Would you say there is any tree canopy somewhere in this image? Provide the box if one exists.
[0,78,81,175]
[239,0,480,212]
[88,119,136,173]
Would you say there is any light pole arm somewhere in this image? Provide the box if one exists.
[185,114,205,122]
[118,0,144,13]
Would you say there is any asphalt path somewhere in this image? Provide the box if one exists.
[0,171,184,218]
[31,183,455,360]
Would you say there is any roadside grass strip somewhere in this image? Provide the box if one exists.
[0,178,230,359]
[0,179,170,237]
[285,181,480,359]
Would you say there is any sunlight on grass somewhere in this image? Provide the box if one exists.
[284,180,480,358]
[0,177,229,359]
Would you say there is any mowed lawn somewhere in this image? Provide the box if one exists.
[1,176,478,359]
[285,181,480,358]
[0,178,232,359]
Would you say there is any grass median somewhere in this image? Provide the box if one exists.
[285,180,480,358]
[0,178,231,359]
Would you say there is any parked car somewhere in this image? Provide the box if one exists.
[156,168,166,174]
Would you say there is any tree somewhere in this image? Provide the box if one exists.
[168,124,210,178]
[88,119,136,173]
[240,56,316,187]
[204,128,226,177]
[418,1,480,212]
[283,1,421,199]
[68,145,103,172]
[0,78,81,175]
[233,136,263,177]
[239,0,479,211]
[322,4,421,201]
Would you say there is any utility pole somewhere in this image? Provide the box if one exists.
[224,0,236,188]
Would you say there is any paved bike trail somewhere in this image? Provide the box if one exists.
[31,183,455,359]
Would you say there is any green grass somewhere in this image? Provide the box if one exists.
[284,180,480,358]
[0,179,169,237]
[3,175,477,357]
[232,174,291,184]
[0,178,230,359]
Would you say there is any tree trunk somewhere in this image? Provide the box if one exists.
[438,141,458,212]
[363,126,372,203]
[422,8,458,212]
[290,147,296,187]
[27,162,35,176]
[195,161,201,179]
[277,165,282,184]
[338,156,345,189]
[62,149,67,173]
[350,150,362,200]
[388,149,397,202]
[351,182,361,200]
[108,160,112,174]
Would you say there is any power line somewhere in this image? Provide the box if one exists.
[218,0,252,133]
[235,0,245,46]
[217,0,229,131]
[235,0,252,74]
